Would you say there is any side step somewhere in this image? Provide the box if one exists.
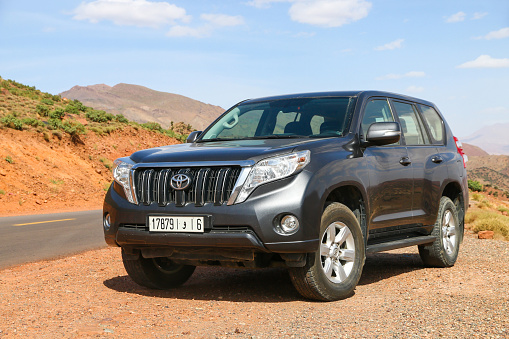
[366,236,436,254]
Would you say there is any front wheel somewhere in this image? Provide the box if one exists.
[122,249,196,289]
[419,196,461,267]
[289,203,365,301]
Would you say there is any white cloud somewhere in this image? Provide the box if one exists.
[445,11,466,23]
[289,0,372,27]
[457,55,509,69]
[72,0,190,28]
[405,86,424,93]
[472,12,487,20]
[200,14,245,27]
[476,27,509,40]
[376,71,425,80]
[374,39,404,51]
[167,13,245,38]
[248,0,372,27]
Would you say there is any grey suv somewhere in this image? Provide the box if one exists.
[103,91,468,301]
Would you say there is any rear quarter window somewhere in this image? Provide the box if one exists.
[418,104,444,144]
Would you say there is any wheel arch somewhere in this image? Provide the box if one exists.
[323,184,368,240]
[441,181,466,240]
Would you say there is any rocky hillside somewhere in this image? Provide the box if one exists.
[467,155,509,193]
[60,83,224,131]
[462,143,489,157]
[0,77,186,216]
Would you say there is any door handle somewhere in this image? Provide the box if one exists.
[431,156,443,164]
[399,157,412,166]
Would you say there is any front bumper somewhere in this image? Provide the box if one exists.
[103,171,320,254]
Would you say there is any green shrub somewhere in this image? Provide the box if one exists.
[36,104,50,117]
[5,156,14,164]
[468,180,483,192]
[47,118,63,130]
[1,114,23,130]
[62,120,85,135]
[141,121,163,132]
[115,114,129,123]
[86,110,114,123]
[49,108,65,120]
[64,104,79,115]
[22,117,44,127]
[41,98,54,106]
[498,206,509,214]
[51,94,61,102]
[52,130,63,140]
[72,100,88,112]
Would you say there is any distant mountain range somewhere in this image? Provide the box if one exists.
[461,123,509,155]
[60,83,225,131]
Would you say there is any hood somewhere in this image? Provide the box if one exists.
[130,138,340,163]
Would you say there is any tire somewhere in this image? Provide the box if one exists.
[122,249,196,289]
[288,203,366,301]
[418,196,460,267]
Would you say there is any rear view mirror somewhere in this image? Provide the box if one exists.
[186,131,202,143]
[365,122,401,146]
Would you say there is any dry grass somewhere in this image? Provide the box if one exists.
[465,209,509,240]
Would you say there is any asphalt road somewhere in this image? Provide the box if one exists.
[0,210,106,270]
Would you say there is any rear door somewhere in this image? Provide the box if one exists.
[390,100,448,227]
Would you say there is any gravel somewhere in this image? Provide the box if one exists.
[1,231,508,338]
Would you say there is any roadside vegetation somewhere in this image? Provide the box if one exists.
[0,77,193,143]
[466,181,509,241]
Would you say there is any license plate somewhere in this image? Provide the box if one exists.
[148,216,205,233]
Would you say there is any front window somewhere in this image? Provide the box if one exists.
[199,97,356,142]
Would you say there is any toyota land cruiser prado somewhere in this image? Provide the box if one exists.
[103,91,468,301]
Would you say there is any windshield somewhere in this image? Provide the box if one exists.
[199,96,356,142]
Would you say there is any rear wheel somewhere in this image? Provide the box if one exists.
[419,196,460,267]
[289,203,365,301]
[122,249,195,289]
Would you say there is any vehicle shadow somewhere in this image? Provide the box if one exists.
[103,252,425,302]
[359,252,424,286]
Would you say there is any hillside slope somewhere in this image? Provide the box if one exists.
[467,155,509,192]
[0,77,182,216]
[60,83,224,131]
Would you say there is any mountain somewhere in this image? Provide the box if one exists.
[461,123,509,155]
[462,143,489,157]
[60,83,224,131]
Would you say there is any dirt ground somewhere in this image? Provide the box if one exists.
[0,230,507,338]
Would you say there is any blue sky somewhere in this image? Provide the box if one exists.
[1,0,508,137]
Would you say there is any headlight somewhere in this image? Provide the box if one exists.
[235,150,310,204]
[113,157,137,204]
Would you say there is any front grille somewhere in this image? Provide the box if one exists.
[134,167,242,207]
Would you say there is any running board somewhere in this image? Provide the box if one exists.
[366,236,436,254]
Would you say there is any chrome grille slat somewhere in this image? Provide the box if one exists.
[134,166,241,207]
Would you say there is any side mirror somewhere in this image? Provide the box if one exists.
[186,131,202,143]
[365,122,401,146]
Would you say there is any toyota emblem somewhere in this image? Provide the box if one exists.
[170,174,192,190]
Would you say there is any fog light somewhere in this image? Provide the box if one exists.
[278,215,299,235]
[103,213,111,231]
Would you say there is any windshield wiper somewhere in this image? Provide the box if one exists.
[249,135,309,139]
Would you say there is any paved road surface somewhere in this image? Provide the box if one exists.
[0,210,105,270]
